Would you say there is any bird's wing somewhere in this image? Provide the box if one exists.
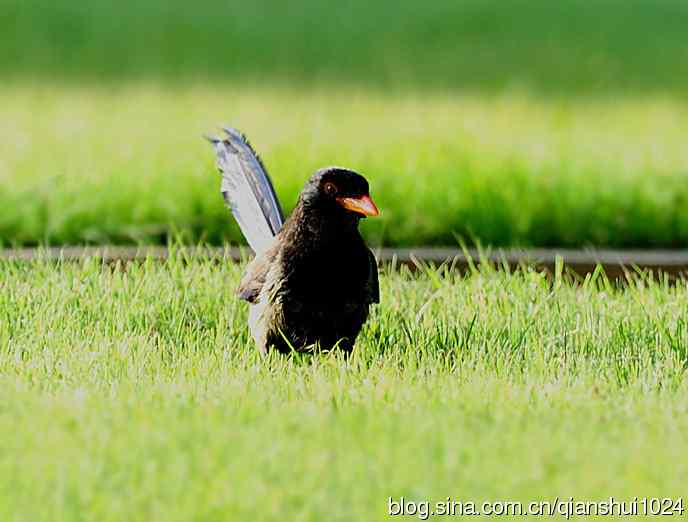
[237,242,280,303]
[208,128,284,253]
[366,249,380,304]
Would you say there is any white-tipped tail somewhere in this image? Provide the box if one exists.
[208,128,284,253]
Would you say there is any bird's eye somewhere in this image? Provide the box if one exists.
[324,182,337,196]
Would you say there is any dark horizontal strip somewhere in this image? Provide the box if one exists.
[2,246,688,278]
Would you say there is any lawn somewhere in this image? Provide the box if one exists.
[2,85,688,248]
[0,253,687,520]
[2,1,687,519]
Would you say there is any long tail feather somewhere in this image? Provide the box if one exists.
[208,128,284,253]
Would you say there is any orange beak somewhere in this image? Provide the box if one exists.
[337,195,380,217]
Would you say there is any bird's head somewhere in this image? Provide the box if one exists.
[300,167,380,219]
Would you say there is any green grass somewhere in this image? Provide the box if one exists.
[2,85,688,248]
[1,253,687,520]
[3,0,688,95]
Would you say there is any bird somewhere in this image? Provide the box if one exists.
[207,127,380,354]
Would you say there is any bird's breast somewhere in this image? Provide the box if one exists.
[283,244,368,299]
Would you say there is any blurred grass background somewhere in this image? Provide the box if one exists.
[1,0,688,247]
[4,0,688,93]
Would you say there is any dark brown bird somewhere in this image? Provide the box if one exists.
[208,128,380,354]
